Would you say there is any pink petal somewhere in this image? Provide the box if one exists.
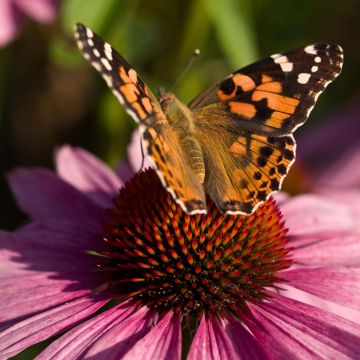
[0,227,102,326]
[225,317,268,359]
[280,194,355,236]
[55,145,122,208]
[15,0,57,23]
[279,285,360,324]
[0,296,108,359]
[292,233,360,266]
[122,311,181,360]
[0,0,21,47]
[318,190,360,222]
[115,159,135,183]
[8,168,104,231]
[127,130,153,172]
[246,294,360,359]
[283,267,360,310]
[36,302,151,360]
[188,315,237,360]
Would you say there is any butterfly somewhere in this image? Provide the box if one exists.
[74,23,343,215]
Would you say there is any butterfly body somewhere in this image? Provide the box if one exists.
[75,24,343,215]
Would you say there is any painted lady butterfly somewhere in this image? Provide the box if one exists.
[74,23,343,215]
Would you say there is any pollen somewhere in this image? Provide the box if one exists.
[98,170,292,320]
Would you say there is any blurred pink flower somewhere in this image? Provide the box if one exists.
[298,100,360,191]
[1,144,360,359]
[0,0,58,47]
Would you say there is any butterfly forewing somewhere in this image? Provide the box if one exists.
[74,23,207,214]
[190,43,342,214]
[74,23,158,125]
[191,43,343,136]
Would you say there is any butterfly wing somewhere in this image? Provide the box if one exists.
[75,24,206,214]
[190,43,343,214]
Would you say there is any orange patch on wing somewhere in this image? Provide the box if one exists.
[233,74,256,92]
[128,69,138,83]
[257,81,282,93]
[119,83,139,103]
[119,66,133,84]
[141,97,153,113]
[132,102,146,119]
[229,102,256,119]
[218,90,232,101]
[261,74,273,83]
[265,111,290,128]
[229,137,247,156]
[252,91,299,115]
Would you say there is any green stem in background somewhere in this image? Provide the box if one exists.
[203,0,258,68]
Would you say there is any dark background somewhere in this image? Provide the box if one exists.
[1,0,360,231]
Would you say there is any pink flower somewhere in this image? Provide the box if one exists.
[0,0,58,47]
[1,144,360,359]
[298,100,360,191]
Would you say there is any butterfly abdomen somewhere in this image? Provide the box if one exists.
[160,92,206,184]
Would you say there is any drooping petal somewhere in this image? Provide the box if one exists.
[8,168,104,230]
[55,145,122,207]
[122,311,181,360]
[282,267,360,310]
[36,302,151,360]
[246,294,360,360]
[0,0,21,47]
[116,159,135,183]
[127,130,153,172]
[225,317,268,360]
[188,315,237,360]
[15,0,58,23]
[0,296,108,359]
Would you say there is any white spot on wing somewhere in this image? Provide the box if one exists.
[103,74,113,87]
[304,45,317,55]
[297,73,311,84]
[126,108,139,123]
[104,43,113,60]
[76,40,84,50]
[93,49,100,57]
[101,57,112,71]
[311,65,318,72]
[315,56,321,63]
[86,28,94,38]
[112,90,125,105]
[91,61,101,72]
[271,53,281,59]
[88,38,94,47]
[280,62,293,72]
[274,55,288,63]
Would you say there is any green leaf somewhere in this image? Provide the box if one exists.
[203,0,258,68]
[60,0,124,34]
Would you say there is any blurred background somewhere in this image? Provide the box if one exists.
[1,0,360,233]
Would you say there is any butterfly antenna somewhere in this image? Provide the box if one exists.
[172,49,200,92]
